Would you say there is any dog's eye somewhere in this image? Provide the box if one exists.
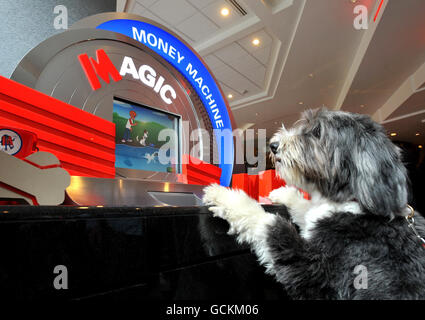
[311,125,321,139]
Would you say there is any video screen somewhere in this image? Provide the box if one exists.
[113,98,180,174]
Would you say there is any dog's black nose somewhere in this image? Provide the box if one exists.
[269,142,279,154]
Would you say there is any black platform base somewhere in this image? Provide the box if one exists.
[0,205,290,300]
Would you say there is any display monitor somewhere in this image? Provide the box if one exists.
[113,97,181,174]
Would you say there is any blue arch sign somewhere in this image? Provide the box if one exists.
[97,19,234,186]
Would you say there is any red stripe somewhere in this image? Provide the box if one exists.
[0,181,39,205]
[21,158,61,170]
[0,76,114,136]
[374,0,384,22]
[37,144,115,177]
[62,164,114,178]
[0,114,115,164]
[0,94,115,147]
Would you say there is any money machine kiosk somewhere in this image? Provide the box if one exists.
[0,13,286,300]
[6,12,236,207]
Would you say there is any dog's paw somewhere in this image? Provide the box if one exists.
[203,184,261,226]
[207,206,237,235]
[203,184,272,242]
[268,186,306,206]
[207,205,225,218]
[268,187,285,204]
[203,184,235,222]
[202,184,230,207]
[203,184,258,208]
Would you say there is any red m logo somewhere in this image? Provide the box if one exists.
[78,49,122,90]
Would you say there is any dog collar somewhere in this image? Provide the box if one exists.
[405,205,425,249]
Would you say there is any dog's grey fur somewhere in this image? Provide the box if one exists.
[203,109,425,300]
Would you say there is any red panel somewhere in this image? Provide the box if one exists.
[258,169,286,198]
[182,154,222,179]
[0,78,114,136]
[185,170,219,185]
[0,76,115,178]
[38,145,115,177]
[232,173,259,200]
[232,170,310,202]
[179,154,221,186]
[0,112,115,162]
[232,173,250,193]
[0,95,115,148]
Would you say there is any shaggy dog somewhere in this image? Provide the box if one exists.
[203,109,425,300]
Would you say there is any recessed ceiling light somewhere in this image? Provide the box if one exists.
[390,133,397,137]
[220,7,230,16]
[350,0,358,3]
[298,102,304,105]
[227,93,233,99]
[274,121,278,125]
[255,112,259,116]
[419,145,423,149]
[252,38,260,46]
[308,73,314,78]
[360,104,365,108]
[416,133,420,136]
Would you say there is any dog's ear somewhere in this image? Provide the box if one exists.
[351,121,408,218]
[302,107,328,122]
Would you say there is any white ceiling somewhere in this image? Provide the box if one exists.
[128,0,274,102]
[122,0,425,145]
[130,0,255,42]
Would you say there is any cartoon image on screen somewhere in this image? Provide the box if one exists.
[113,98,180,173]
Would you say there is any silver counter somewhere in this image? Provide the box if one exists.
[66,176,206,207]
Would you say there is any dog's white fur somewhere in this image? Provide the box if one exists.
[203,183,362,276]
[204,184,362,250]
[269,186,362,239]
